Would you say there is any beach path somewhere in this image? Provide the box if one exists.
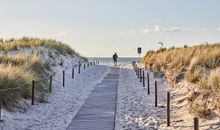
[67,67,120,130]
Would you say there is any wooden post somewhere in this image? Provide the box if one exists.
[194,117,199,130]
[143,70,145,87]
[136,66,138,76]
[72,68,74,79]
[31,80,35,105]
[49,75,52,93]
[139,69,142,82]
[147,73,150,95]
[155,81,158,107]
[137,68,140,79]
[0,92,2,121]
[167,92,170,126]
[84,64,86,69]
[134,65,137,75]
[78,64,81,74]
[135,67,137,75]
[63,70,65,87]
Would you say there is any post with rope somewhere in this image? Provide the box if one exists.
[63,70,65,87]
[194,117,199,130]
[167,91,170,126]
[78,64,81,74]
[0,91,2,121]
[31,80,35,105]
[135,64,137,75]
[147,73,150,95]
[143,70,145,87]
[139,68,142,82]
[49,75,52,93]
[155,81,158,107]
[72,68,74,79]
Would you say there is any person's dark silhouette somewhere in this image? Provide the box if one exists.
[112,53,118,66]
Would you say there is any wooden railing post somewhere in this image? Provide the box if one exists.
[143,70,145,87]
[155,81,158,107]
[78,64,81,74]
[49,75,52,93]
[194,117,199,130]
[0,92,2,121]
[72,68,74,79]
[139,69,142,82]
[167,92,170,126]
[147,73,150,95]
[31,80,35,105]
[63,70,65,87]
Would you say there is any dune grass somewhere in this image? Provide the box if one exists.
[142,43,220,84]
[0,37,87,110]
[0,64,34,109]
[0,52,51,110]
[0,37,86,58]
[142,43,220,117]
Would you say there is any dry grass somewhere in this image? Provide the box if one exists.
[0,37,87,59]
[142,43,220,84]
[0,37,87,110]
[0,64,35,109]
[208,68,220,93]
[191,104,210,118]
[0,52,50,110]
[142,43,220,117]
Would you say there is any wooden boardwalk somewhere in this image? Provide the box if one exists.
[67,67,120,130]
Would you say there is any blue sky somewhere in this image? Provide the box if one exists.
[0,0,220,57]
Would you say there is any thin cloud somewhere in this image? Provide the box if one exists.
[201,28,207,31]
[56,32,68,36]
[129,30,135,34]
[143,28,150,33]
[217,27,220,31]
[141,25,191,33]
[154,25,162,32]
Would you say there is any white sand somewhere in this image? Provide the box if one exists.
[0,49,110,130]
[1,57,219,130]
[115,64,169,130]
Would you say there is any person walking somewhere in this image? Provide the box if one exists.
[112,53,118,66]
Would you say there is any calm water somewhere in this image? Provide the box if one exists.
[88,57,141,64]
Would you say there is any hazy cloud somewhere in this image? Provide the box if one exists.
[142,25,191,33]
[154,25,162,32]
[129,30,135,34]
[217,27,220,31]
[201,28,207,31]
[143,28,150,33]
[56,32,68,36]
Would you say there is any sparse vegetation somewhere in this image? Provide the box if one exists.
[0,37,86,110]
[142,43,220,117]
[0,52,50,110]
[0,37,87,59]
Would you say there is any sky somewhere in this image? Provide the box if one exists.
[0,0,220,57]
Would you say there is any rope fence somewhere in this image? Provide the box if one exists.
[0,60,99,121]
[132,61,200,130]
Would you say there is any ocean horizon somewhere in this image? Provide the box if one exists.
[88,57,141,64]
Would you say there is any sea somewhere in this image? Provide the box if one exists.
[88,57,141,65]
